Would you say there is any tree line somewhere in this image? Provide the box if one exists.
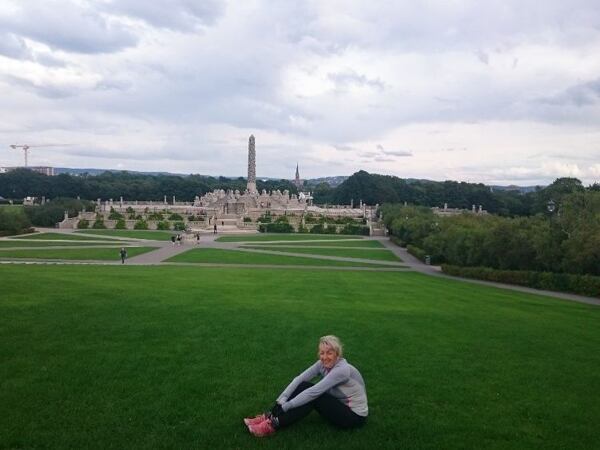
[380,178,600,277]
[1,168,598,219]
[0,169,299,202]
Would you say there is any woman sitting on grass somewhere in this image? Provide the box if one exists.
[244,335,368,437]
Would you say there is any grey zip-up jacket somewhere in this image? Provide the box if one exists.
[276,358,368,417]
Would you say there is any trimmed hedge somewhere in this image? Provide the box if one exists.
[442,265,600,298]
[407,245,426,262]
[258,222,294,233]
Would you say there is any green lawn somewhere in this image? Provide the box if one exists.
[216,234,363,242]
[166,248,391,267]
[241,246,402,262]
[246,239,385,248]
[0,265,598,449]
[74,230,176,241]
[12,232,122,241]
[0,247,157,260]
[0,241,124,248]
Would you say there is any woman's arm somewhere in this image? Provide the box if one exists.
[276,361,321,404]
[281,365,350,412]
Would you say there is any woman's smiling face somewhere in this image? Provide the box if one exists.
[319,343,339,369]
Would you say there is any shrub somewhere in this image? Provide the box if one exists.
[134,220,148,230]
[168,213,183,221]
[259,222,294,233]
[77,219,89,229]
[407,245,427,262]
[148,212,164,221]
[108,211,124,220]
[304,214,317,224]
[115,219,127,229]
[309,224,324,234]
[0,206,32,236]
[340,223,370,235]
[173,221,186,231]
[258,213,272,223]
[92,218,106,229]
[243,217,252,223]
[156,221,171,230]
[126,207,134,213]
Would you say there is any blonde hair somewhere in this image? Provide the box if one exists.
[319,335,343,358]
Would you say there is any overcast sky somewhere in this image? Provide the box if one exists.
[1,0,600,185]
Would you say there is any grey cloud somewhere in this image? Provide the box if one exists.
[333,144,356,152]
[2,75,75,99]
[0,2,138,54]
[328,70,385,91]
[0,32,31,59]
[382,149,412,157]
[374,157,395,162]
[376,144,412,157]
[475,49,489,65]
[538,79,600,107]
[101,0,225,31]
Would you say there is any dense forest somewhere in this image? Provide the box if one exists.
[1,168,598,218]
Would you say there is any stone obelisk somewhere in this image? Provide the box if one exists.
[247,134,257,193]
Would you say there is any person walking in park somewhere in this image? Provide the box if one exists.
[213,224,217,234]
[244,335,368,437]
[196,233,200,245]
[171,235,176,246]
[176,234,182,245]
[119,247,127,264]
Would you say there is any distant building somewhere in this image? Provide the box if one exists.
[1,166,55,176]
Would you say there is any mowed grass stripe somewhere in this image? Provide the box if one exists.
[75,230,175,241]
[241,245,402,262]
[0,265,598,449]
[0,241,132,248]
[216,233,363,242]
[167,248,391,267]
[0,247,157,260]
[245,239,385,248]
[12,232,123,241]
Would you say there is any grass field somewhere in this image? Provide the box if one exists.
[216,234,363,242]
[74,230,176,240]
[0,241,125,248]
[12,232,122,241]
[241,245,402,262]
[0,265,598,449]
[166,248,392,267]
[0,247,157,260]
[246,239,385,248]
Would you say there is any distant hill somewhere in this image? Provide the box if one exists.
[52,167,541,192]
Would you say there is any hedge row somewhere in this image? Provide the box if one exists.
[441,265,600,298]
[407,245,426,262]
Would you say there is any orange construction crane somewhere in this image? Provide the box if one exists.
[9,144,69,167]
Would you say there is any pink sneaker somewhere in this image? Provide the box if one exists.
[249,418,276,437]
[243,414,267,427]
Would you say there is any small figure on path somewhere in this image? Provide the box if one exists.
[119,247,127,264]
[213,224,217,234]
[244,335,368,437]
[176,234,182,246]
[196,233,200,245]
[171,235,176,246]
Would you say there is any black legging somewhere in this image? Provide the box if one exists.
[273,381,366,429]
